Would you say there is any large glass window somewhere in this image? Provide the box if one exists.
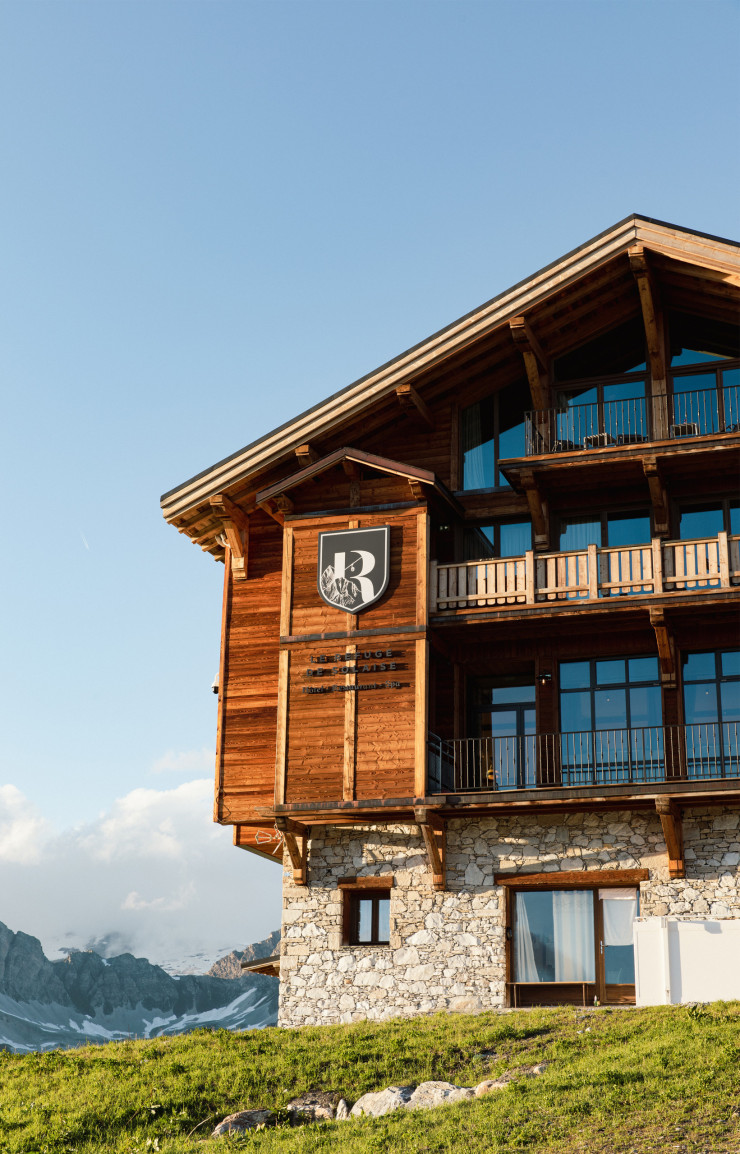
[461,382,527,490]
[559,657,662,784]
[678,499,739,540]
[558,510,651,552]
[514,887,638,990]
[682,650,740,778]
[470,679,536,790]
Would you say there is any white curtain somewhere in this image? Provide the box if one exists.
[600,888,638,947]
[514,894,540,982]
[553,890,595,981]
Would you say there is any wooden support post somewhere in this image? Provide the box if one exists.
[414,807,446,890]
[643,457,670,538]
[396,383,434,429]
[274,817,308,886]
[343,644,357,801]
[650,608,677,687]
[213,544,232,823]
[629,244,669,440]
[415,638,429,798]
[210,492,251,580]
[509,315,551,411]
[655,798,685,879]
[520,469,550,552]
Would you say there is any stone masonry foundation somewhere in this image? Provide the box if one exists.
[277,807,740,1027]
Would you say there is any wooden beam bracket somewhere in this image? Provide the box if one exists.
[649,607,677,687]
[274,817,308,885]
[655,797,685,879]
[396,383,434,430]
[295,443,319,466]
[509,315,551,411]
[414,806,446,890]
[642,456,669,538]
[210,493,250,579]
[520,469,550,552]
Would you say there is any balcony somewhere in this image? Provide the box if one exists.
[524,380,739,457]
[427,723,740,795]
[431,532,739,614]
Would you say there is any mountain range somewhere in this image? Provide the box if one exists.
[0,921,280,1052]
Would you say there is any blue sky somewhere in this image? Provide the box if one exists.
[1,0,738,966]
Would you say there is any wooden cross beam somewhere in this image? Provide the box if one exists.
[274,817,308,885]
[414,806,446,891]
[655,797,685,879]
[649,607,677,687]
[210,493,251,580]
[395,384,434,430]
[520,469,550,552]
[509,315,551,411]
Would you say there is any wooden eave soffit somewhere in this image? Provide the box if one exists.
[210,492,251,580]
[655,797,684,879]
[509,315,551,411]
[414,806,446,891]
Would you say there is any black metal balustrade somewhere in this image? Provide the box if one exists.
[427,723,740,794]
[523,383,739,456]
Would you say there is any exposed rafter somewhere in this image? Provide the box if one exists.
[395,383,434,429]
[295,443,319,465]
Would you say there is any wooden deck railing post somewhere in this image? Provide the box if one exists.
[525,550,535,603]
[718,531,730,588]
[587,543,598,600]
[429,560,438,612]
[651,538,663,595]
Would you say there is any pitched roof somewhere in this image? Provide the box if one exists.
[161,214,740,527]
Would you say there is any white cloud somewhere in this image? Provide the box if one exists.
[0,780,282,972]
[0,785,53,864]
[151,747,215,774]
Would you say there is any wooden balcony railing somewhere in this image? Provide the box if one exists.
[427,723,740,794]
[431,533,740,612]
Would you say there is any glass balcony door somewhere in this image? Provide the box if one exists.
[472,679,536,790]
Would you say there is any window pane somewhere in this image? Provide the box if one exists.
[498,384,526,485]
[561,691,591,732]
[679,504,724,540]
[672,373,719,435]
[721,651,740,678]
[628,657,660,682]
[720,681,740,723]
[602,382,647,440]
[596,659,625,685]
[515,891,555,982]
[594,688,627,729]
[629,685,662,728]
[683,651,717,681]
[671,348,727,366]
[376,898,390,943]
[491,684,536,705]
[684,683,719,724]
[607,512,651,547]
[559,516,601,551]
[560,661,590,689]
[499,520,532,557]
[552,891,595,981]
[462,398,495,490]
[356,899,373,943]
[673,371,717,392]
[730,501,740,535]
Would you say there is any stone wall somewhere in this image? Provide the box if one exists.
[277,807,740,1027]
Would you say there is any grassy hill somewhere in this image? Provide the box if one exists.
[1,1003,739,1153]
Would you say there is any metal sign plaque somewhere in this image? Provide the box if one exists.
[317,526,390,613]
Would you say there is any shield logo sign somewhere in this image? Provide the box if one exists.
[317,526,391,613]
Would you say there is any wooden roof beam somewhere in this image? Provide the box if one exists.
[628,244,666,385]
[295,443,319,465]
[509,315,551,411]
[655,797,685,879]
[395,383,434,430]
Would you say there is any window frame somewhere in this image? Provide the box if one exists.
[668,356,740,436]
[459,384,528,492]
[339,877,393,947]
[675,496,739,541]
[556,507,653,552]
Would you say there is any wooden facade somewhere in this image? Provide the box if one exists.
[163,215,740,1010]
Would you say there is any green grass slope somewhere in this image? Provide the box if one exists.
[1,1003,739,1153]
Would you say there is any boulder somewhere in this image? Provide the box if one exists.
[335,1098,350,1120]
[350,1085,414,1117]
[211,1109,275,1136]
[406,1081,475,1110]
[285,1091,342,1122]
[474,1079,509,1096]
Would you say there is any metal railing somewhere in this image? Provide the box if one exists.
[431,533,739,611]
[523,384,739,455]
[428,723,740,794]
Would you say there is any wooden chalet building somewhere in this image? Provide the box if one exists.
[162,215,740,1022]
